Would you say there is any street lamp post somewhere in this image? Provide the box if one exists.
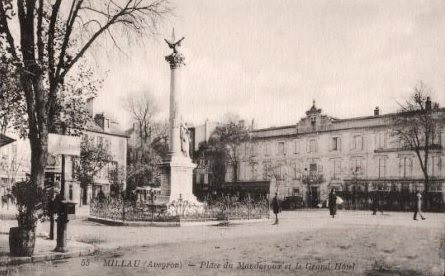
[55,124,69,252]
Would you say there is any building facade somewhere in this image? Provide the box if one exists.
[0,133,31,200]
[69,112,128,204]
[233,102,444,208]
[0,110,128,206]
[189,120,221,197]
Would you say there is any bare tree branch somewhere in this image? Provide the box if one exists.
[0,0,18,60]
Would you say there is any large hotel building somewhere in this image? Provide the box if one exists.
[193,101,445,209]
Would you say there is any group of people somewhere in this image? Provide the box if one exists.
[270,189,427,224]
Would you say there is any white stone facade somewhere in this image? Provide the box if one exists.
[236,103,445,205]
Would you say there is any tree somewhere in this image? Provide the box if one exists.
[124,91,168,192]
[75,137,113,204]
[199,118,251,184]
[126,157,161,192]
[392,82,443,193]
[0,0,170,193]
[194,141,227,193]
[124,91,160,151]
[108,164,126,197]
[0,49,25,135]
[263,161,288,193]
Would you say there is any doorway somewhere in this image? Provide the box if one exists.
[309,186,319,207]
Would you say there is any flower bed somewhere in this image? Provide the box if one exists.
[90,196,270,223]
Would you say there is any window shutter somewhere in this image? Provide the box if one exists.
[374,134,378,149]
[399,158,403,177]
[294,140,299,154]
[383,133,387,148]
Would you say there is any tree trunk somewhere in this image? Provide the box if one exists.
[82,184,90,205]
[29,134,48,188]
[424,173,430,210]
[232,162,238,182]
[22,74,49,190]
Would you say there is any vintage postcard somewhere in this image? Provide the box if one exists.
[0,0,444,275]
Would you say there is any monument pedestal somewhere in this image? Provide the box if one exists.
[157,31,203,217]
[159,155,200,206]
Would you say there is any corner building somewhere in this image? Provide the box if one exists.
[235,102,445,209]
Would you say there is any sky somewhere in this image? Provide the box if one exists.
[90,0,445,129]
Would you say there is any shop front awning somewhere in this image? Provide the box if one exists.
[220,181,270,194]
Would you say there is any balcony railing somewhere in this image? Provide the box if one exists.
[374,143,443,153]
[301,173,324,184]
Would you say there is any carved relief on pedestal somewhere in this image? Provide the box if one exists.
[180,123,190,158]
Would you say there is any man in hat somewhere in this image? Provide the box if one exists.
[271,192,281,225]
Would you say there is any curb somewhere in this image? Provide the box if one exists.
[88,216,270,227]
[88,216,180,227]
[0,240,95,267]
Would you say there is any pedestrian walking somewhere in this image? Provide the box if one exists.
[328,189,337,218]
[371,191,384,215]
[413,191,426,220]
[271,192,280,225]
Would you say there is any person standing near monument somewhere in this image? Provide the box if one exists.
[271,193,280,225]
[413,190,426,220]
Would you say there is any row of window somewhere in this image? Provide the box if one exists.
[232,155,443,181]
[83,134,112,151]
[243,131,443,157]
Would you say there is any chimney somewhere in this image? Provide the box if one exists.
[426,97,432,111]
[374,106,380,116]
[86,97,94,118]
[94,113,105,129]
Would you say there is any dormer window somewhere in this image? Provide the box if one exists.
[310,116,316,126]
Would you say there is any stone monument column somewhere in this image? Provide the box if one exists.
[158,30,200,206]
[166,46,183,157]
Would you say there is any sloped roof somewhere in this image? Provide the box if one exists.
[0,134,15,147]
[251,106,445,139]
[83,119,129,138]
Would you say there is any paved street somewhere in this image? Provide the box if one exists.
[0,210,444,275]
